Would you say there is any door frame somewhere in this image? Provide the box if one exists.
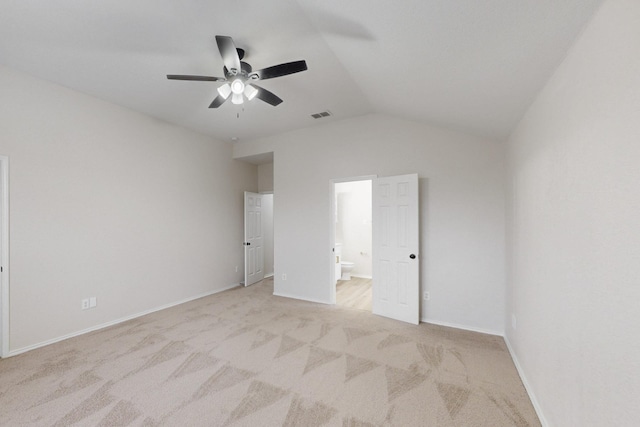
[0,156,9,357]
[329,175,376,305]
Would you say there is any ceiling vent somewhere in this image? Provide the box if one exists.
[311,110,332,119]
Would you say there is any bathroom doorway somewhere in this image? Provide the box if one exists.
[332,178,373,311]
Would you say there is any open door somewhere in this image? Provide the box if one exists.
[372,174,419,324]
[244,192,264,287]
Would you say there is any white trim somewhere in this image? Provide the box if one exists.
[421,317,503,337]
[351,274,372,279]
[504,336,549,427]
[6,283,240,358]
[264,273,274,279]
[0,156,8,358]
[273,291,330,305]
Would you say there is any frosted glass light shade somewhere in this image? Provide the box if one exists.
[244,84,258,101]
[231,92,244,105]
[231,79,245,95]
[217,83,231,99]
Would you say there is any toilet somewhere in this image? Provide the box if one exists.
[340,261,355,280]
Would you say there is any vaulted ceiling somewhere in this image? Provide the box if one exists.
[0,0,603,143]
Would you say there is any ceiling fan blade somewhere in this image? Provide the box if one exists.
[251,60,307,80]
[167,74,224,81]
[252,84,283,106]
[215,35,241,74]
[209,94,228,108]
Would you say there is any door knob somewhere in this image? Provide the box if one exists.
[409,254,416,259]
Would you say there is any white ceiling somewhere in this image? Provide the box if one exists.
[0,0,603,143]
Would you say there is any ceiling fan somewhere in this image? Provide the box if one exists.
[167,35,308,108]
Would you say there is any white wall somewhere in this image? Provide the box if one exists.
[335,180,372,278]
[505,0,640,425]
[235,114,506,334]
[262,194,274,277]
[258,163,274,193]
[0,65,257,353]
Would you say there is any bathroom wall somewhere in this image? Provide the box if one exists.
[335,180,372,278]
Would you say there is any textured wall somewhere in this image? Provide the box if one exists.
[505,0,640,424]
[0,65,257,352]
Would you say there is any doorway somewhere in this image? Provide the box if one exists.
[330,174,420,325]
[331,178,373,311]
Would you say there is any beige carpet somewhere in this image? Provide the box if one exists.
[0,278,540,426]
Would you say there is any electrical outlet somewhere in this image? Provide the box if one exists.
[423,292,430,301]
[89,297,97,308]
[81,299,90,310]
[235,266,239,273]
[282,273,287,281]
[511,314,517,330]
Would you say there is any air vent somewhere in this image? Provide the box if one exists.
[311,110,332,119]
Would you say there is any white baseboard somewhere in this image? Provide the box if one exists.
[6,283,241,358]
[264,273,274,279]
[420,317,503,337]
[273,291,330,305]
[504,336,549,427]
[352,274,372,279]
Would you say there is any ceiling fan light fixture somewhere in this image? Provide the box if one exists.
[244,84,258,101]
[231,92,244,105]
[230,79,245,95]
[217,83,231,99]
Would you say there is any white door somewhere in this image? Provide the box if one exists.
[372,174,419,324]
[244,192,264,287]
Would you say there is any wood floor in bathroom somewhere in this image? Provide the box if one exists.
[336,277,372,311]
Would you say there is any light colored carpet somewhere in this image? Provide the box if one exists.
[0,278,540,426]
